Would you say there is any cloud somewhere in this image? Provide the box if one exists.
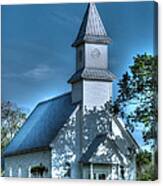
[23,64,54,80]
[49,10,80,27]
[3,64,54,81]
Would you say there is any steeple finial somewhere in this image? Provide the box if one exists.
[72,2,111,47]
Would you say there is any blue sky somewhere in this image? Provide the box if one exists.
[2,1,156,110]
[1,2,156,146]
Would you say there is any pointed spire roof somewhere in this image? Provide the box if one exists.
[72,3,111,47]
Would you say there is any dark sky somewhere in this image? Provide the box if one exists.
[2,1,155,108]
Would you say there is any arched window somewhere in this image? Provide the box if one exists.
[18,166,22,177]
[120,165,125,180]
[9,167,12,177]
[30,163,48,178]
[64,162,71,178]
[99,173,106,180]
[28,166,31,178]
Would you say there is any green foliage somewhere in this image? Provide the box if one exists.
[136,150,151,168]
[115,54,158,145]
[138,166,155,181]
[114,53,158,180]
[1,101,27,151]
[136,150,155,181]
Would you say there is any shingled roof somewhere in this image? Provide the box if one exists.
[4,92,77,157]
[72,3,111,47]
[79,133,107,163]
[68,68,116,83]
[79,133,124,164]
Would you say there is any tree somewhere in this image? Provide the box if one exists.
[115,53,157,145]
[1,101,27,151]
[136,150,155,181]
[114,53,158,179]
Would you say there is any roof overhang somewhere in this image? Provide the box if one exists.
[72,35,112,47]
[68,68,116,84]
[3,146,50,158]
[113,116,140,151]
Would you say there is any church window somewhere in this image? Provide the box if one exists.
[31,163,48,178]
[18,166,22,177]
[9,167,12,177]
[64,162,71,177]
[120,165,125,180]
[98,173,106,180]
[28,166,31,178]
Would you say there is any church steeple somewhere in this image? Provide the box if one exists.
[69,3,115,105]
[72,3,111,47]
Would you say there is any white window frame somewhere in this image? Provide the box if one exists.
[89,164,110,180]
[9,167,12,177]
[18,166,22,177]
[94,171,108,180]
[28,166,31,178]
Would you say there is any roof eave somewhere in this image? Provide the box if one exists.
[68,76,114,84]
[113,116,140,150]
[72,35,112,47]
[3,146,51,158]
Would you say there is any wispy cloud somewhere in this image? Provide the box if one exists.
[23,64,54,80]
[49,10,80,27]
[3,64,54,81]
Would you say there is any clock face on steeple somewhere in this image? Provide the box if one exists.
[91,48,101,59]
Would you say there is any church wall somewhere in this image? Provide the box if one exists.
[80,91,137,180]
[81,80,112,153]
[88,139,137,180]
[85,43,108,69]
[4,150,51,178]
[111,118,137,180]
[125,155,137,180]
[112,118,135,162]
[82,164,112,179]
[50,106,82,179]
[82,80,112,152]
[83,80,112,109]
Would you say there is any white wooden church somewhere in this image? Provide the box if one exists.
[4,3,139,180]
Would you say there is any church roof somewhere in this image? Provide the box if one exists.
[79,118,139,164]
[68,68,116,83]
[72,3,111,47]
[79,133,107,163]
[79,133,124,164]
[4,92,77,157]
[113,117,139,150]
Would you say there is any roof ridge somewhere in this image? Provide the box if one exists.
[38,91,71,106]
